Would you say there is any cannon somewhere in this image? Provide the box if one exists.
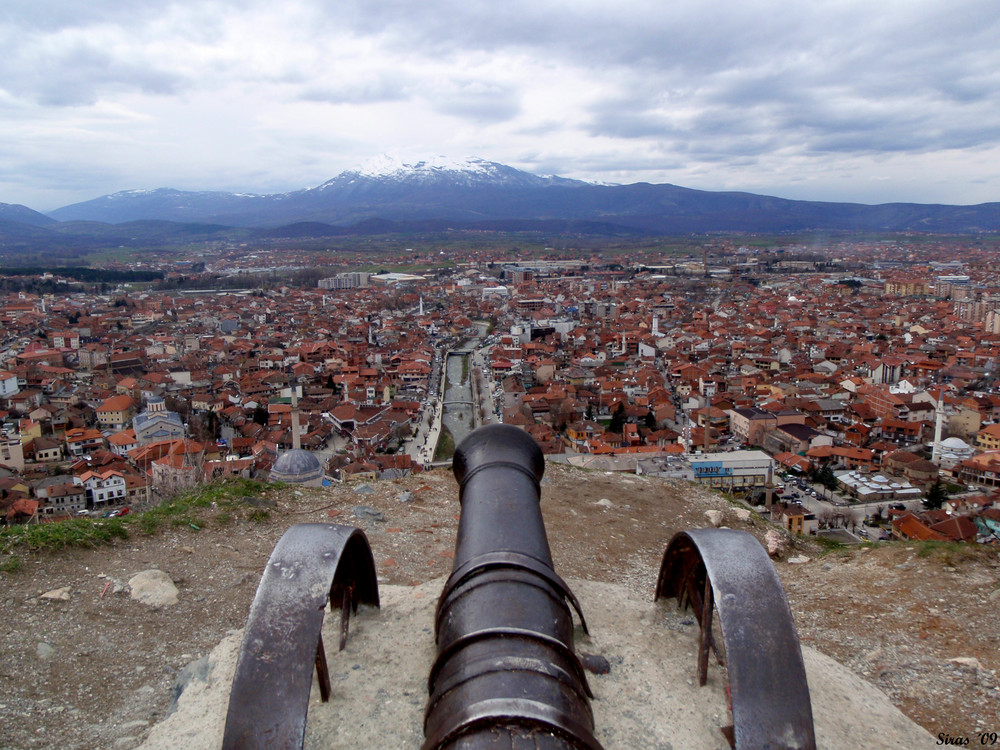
[424,424,599,750]
[222,426,815,750]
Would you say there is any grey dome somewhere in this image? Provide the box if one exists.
[939,437,970,450]
[269,449,324,486]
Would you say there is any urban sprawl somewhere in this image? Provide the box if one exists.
[2,238,1000,547]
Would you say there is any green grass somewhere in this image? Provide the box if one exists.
[0,517,128,554]
[434,424,456,462]
[914,539,984,566]
[0,478,271,566]
[813,535,848,552]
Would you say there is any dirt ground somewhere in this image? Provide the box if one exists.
[1,462,998,749]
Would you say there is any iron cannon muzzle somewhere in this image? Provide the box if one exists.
[423,424,602,750]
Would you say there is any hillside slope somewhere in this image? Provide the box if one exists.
[1,464,997,749]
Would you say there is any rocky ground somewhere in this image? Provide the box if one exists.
[1,462,998,749]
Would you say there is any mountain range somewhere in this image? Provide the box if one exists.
[2,157,1000,252]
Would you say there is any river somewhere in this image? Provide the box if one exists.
[439,325,489,450]
[441,353,476,448]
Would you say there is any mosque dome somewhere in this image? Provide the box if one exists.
[939,437,970,450]
[269,449,324,486]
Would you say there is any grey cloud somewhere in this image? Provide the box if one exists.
[586,108,680,141]
[427,81,521,123]
[0,31,186,107]
[3,1,171,33]
[298,75,411,105]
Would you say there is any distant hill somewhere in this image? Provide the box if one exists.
[42,156,1000,234]
[0,217,249,259]
[0,202,56,227]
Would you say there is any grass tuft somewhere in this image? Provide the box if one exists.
[0,477,273,561]
[434,424,456,462]
[914,540,984,566]
[813,535,848,553]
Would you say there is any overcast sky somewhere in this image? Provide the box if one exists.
[3,0,999,212]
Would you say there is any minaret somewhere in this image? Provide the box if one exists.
[291,379,302,451]
[681,410,691,454]
[419,296,424,316]
[652,313,659,336]
[931,385,945,464]
[765,463,774,509]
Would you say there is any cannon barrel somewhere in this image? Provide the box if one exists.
[423,424,602,750]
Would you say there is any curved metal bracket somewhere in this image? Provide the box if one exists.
[655,528,816,750]
[222,523,380,750]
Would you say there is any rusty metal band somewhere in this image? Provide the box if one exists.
[427,626,593,698]
[427,653,596,719]
[436,568,575,642]
[422,698,605,750]
[437,550,590,635]
[655,528,816,750]
[456,459,542,497]
[221,523,380,750]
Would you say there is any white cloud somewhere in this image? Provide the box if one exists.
[1,0,1000,210]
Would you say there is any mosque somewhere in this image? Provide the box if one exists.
[268,384,324,487]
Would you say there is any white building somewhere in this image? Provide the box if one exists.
[75,470,127,510]
[688,450,774,490]
[0,370,19,399]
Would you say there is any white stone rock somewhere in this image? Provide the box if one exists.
[765,529,787,557]
[733,508,752,522]
[788,556,812,564]
[704,510,723,527]
[129,570,179,608]
[948,656,983,670]
[40,587,71,601]
[595,498,614,509]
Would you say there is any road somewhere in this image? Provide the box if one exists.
[777,479,924,540]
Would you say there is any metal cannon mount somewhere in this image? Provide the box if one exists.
[222,424,815,749]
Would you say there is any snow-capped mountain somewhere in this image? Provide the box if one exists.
[47,157,592,226]
[40,157,1000,233]
[304,155,589,199]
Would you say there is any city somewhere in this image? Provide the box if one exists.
[5,0,1000,746]
[1,236,998,551]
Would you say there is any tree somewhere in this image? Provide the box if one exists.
[923,479,948,510]
[252,404,269,426]
[644,410,657,429]
[203,410,220,442]
[608,402,626,434]
[812,464,838,491]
